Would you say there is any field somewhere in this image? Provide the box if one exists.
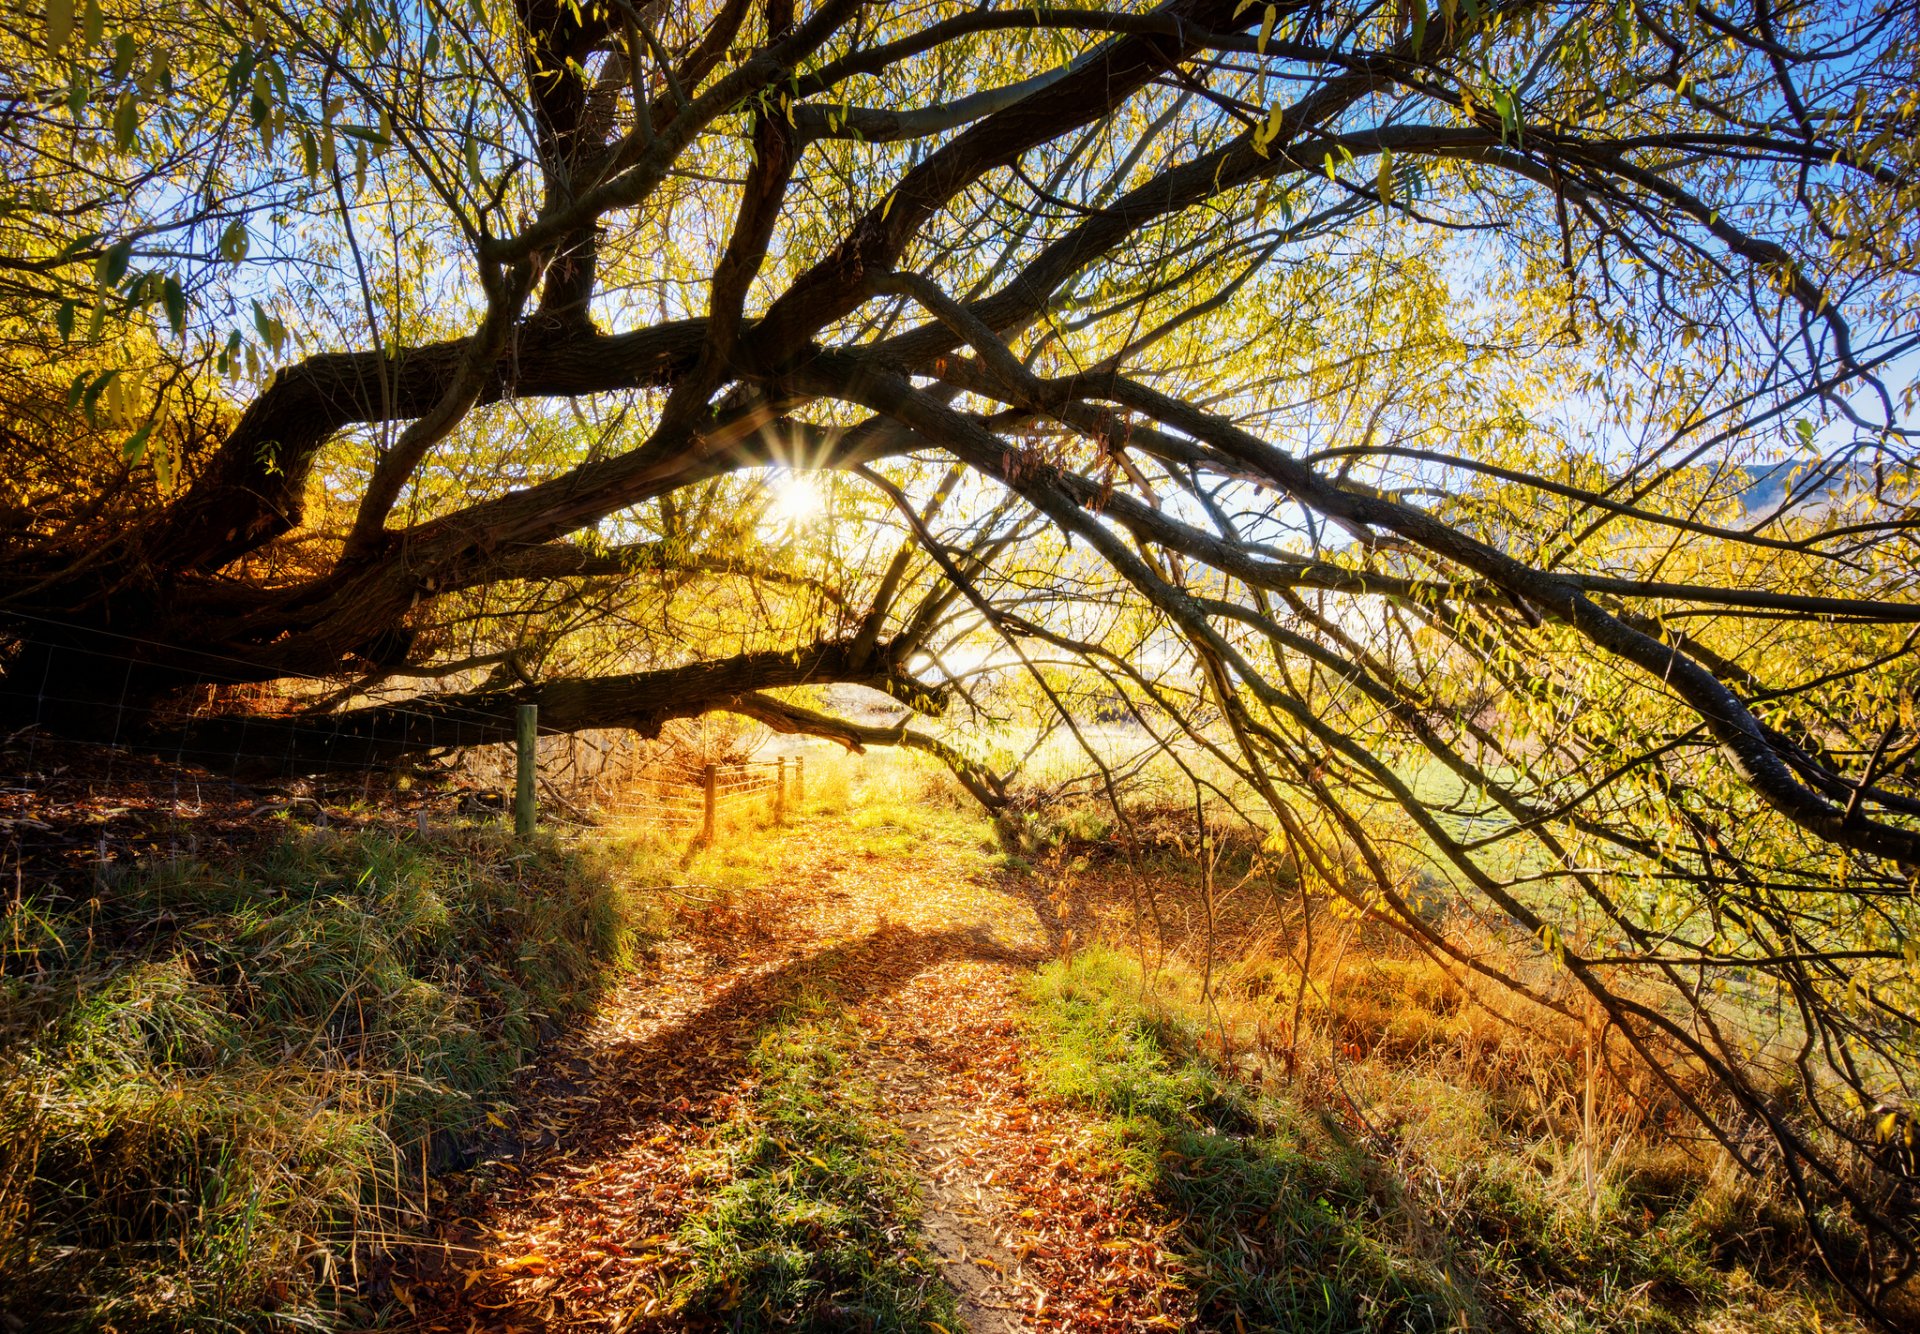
[1,746,1885,1331]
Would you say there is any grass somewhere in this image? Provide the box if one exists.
[633,745,991,880]
[1024,946,1869,1334]
[0,820,670,1331]
[1027,949,1467,1332]
[4,746,1870,1332]
[675,985,958,1332]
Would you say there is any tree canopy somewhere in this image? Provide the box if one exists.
[3,0,1918,1314]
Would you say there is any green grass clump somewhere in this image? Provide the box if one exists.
[1027,949,1463,1332]
[0,823,660,1331]
[676,990,957,1332]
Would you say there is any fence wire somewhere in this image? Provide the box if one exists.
[2,623,805,904]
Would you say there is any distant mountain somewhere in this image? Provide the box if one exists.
[1732,459,1895,517]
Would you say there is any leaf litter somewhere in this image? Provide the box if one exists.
[389,813,1195,1332]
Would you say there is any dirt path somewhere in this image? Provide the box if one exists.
[391,814,1191,1332]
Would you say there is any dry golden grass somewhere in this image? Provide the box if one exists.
[1016,796,1879,1332]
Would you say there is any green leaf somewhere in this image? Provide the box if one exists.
[112,90,139,151]
[161,275,186,335]
[138,47,170,95]
[219,219,250,263]
[121,420,154,464]
[94,238,133,289]
[79,368,118,422]
[110,30,135,79]
[46,0,73,54]
[1795,418,1817,449]
[225,47,256,101]
[1492,89,1517,142]
[55,300,76,341]
[55,231,101,262]
[250,299,286,354]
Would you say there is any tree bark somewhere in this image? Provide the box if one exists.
[147,640,926,776]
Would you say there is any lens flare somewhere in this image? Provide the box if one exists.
[767,474,823,527]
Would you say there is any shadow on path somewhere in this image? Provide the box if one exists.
[397,919,1041,1330]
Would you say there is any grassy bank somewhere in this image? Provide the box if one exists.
[1025,947,1865,1334]
[0,822,665,1331]
[676,986,957,1332]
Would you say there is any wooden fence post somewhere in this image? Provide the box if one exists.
[515,703,538,838]
[775,757,787,824]
[794,755,804,813]
[702,763,717,843]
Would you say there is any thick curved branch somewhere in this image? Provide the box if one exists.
[743,0,1247,365]
[795,67,1079,144]
[474,539,847,607]
[162,638,922,775]
[136,319,707,575]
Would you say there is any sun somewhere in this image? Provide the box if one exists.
[766,473,824,528]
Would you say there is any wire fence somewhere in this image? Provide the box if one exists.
[1,618,809,902]
[3,611,546,798]
[608,756,803,840]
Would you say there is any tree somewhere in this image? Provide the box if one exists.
[3,0,1918,1313]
